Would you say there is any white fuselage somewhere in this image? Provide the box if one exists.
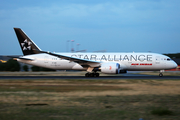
[17,52,177,71]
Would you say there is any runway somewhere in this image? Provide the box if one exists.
[1,75,180,80]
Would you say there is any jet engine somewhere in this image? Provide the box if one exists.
[100,63,120,74]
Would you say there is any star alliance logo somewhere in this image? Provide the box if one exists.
[21,39,32,51]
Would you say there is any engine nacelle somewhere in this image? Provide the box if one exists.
[100,63,120,74]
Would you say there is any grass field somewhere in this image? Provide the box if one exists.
[0,72,180,120]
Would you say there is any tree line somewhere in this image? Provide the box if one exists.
[164,53,180,59]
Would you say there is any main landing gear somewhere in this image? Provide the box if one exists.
[85,72,100,77]
[159,70,164,77]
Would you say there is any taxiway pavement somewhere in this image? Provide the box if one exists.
[0,75,180,80]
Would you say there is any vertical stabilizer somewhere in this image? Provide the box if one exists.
[14,28,41,55]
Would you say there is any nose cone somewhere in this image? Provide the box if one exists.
[166,60,178,70]
[173,61,178,68]
[170,61,178,69]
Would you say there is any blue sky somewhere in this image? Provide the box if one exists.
[0,0,180,55]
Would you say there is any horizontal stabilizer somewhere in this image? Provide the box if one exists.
[18,57,34,61]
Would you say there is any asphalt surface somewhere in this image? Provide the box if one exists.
[0,75,180,80]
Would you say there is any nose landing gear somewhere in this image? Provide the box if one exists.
[159,70,164,77]
[159,73,163,77]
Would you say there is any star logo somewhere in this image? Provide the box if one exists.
[21,39,32,51]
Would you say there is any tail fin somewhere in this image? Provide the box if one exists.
[14,28,41,55]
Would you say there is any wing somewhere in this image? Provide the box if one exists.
[40,51,101,67]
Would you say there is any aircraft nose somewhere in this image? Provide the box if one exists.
[166,60,178,69]
[171,61,178,69]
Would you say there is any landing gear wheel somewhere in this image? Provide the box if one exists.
[159,73,163,77]
[94,73,99,77]
[85,72,100,77]
[90,73,94,77]
[85,73,90,77]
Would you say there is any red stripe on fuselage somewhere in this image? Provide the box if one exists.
[131,63,152,66]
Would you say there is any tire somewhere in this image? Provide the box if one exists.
[95,73,99,77]
[85,73,90,77]
[90,73,94,77]
[159,73,163,77]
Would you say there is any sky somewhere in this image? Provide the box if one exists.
[0,0,180,55]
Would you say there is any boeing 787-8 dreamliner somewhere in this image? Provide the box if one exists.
[13,28,177,77]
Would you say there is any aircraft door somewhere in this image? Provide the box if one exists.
[155,56,160,64]
[44,56,49,66]
[156,56,166,69]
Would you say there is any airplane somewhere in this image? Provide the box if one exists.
[13,28,177,77]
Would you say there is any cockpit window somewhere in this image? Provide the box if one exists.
[167,58,171,61]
